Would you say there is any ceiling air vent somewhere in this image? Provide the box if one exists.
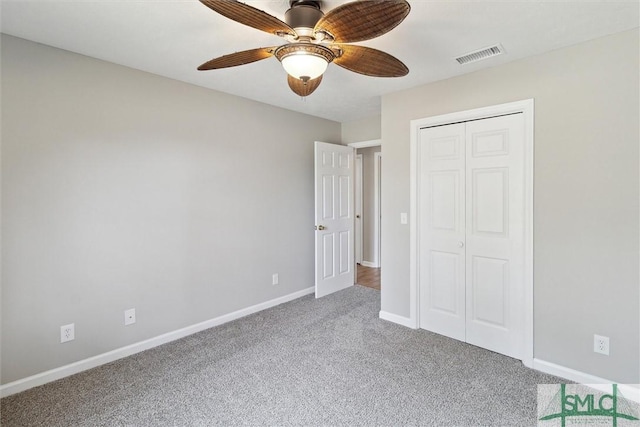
[455,44,505,65]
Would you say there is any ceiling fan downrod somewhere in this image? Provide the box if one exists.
[285,0,324,38]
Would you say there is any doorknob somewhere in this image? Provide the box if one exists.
[356,215,361,219]
[458,241,464,248]
[315,225,326,230]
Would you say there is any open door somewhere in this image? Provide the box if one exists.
[314,141,355,298]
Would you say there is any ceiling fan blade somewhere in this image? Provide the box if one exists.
[288,75,323,97]
[200,0,295,37]
[333,44,408,77]
[198,47,277,70]
[314,0,410,43]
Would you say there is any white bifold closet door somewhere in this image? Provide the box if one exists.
[418,114,525,359]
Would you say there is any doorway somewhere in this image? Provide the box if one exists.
[409,100,534,365]
[350,139,382,290]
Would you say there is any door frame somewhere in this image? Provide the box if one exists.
[348,139,383,269]
[374,152,382,268]
[409,99,534,368]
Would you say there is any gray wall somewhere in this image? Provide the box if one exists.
[380,29,639,383]
[341,116,381,144]
[356,147,381,264]
[1,35,341,384]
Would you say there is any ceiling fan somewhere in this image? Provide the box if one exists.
[198,0,410,96]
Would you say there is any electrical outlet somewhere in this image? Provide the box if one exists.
[594,334,609,355]
[124,308,136,326]
[60,323,75,343]
[272,273,279,285]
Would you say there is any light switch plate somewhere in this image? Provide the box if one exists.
[124,308,136,326]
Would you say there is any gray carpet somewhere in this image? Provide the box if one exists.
[1,285,563,426]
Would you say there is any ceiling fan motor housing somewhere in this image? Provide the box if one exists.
[285,0,323,35]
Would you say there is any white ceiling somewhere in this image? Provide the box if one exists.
[1,0,638,123]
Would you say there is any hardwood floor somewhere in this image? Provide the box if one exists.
[356,264,381,290]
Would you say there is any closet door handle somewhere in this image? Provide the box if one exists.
[458,241,464,248]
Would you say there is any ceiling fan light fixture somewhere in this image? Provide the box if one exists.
[275,43,334,81]
[281,53,328,80]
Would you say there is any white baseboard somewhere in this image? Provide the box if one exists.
[0,286,314,398]
[379,311,417,329]
[533,358,639,402]
[361,261,379,268]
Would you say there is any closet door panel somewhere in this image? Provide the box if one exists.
[465,114,525,359]
[418,123,466,341]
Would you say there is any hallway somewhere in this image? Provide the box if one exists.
[356,265,380,290]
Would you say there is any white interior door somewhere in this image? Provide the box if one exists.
[418,123,466,341]
[314,141,355,298]
[464,114,524,359]
[418,114,525,359]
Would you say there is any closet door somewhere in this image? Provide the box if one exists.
[465,114,524,359]
[418,113,525,359]
[418,123,466,341]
